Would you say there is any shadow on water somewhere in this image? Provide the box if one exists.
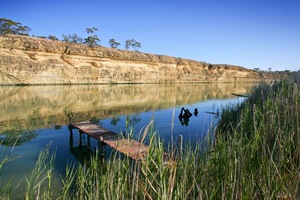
[68,128,97,165]
[67,124,110,165]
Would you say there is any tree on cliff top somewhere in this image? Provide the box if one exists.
[132,41,141,52]
[125,39,134,50]
[0,18,31,35]
[84,27,100,47]
[109,38,121,49]
[125,39,141,51]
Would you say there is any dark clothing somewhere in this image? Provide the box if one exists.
[179,107,192,118]
[179,107,192,126]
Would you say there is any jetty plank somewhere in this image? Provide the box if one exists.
[103,138,149,160]
[70,121,150,160]
[71,121,119,140]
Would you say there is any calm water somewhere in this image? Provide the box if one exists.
[0,83,254,197]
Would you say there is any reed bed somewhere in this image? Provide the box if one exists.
[0,78,299,199]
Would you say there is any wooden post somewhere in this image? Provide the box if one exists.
[87,135,91,145]
[98,140,105,160]
[79,130,83,147]
[68,125,74,150]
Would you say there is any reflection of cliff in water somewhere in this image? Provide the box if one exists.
[0,130,37,146]
[0,83,257,133]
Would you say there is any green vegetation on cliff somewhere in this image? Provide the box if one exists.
[0,17,141,51]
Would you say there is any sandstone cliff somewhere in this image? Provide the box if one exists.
[0,34,273,85]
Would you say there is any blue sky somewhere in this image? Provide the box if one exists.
[1,0,299,71]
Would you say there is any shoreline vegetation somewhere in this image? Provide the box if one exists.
[1,77,300,199]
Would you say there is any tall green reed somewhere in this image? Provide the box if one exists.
[215,79,299,199]
[24,143,55,200]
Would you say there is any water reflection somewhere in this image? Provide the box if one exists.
[0,130,37,146]
[0,83,256,146]
[179,117,190,126]
[68,126,99,165]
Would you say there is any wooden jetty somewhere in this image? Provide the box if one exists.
[69,121,152,161]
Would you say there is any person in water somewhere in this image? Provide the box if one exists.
[179,107,192,118]
[179,107,192,126]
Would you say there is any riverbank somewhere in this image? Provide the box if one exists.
[0,78,298,199]
[0,34,279,85]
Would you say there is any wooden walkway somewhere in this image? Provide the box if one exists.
[69,121,152,161]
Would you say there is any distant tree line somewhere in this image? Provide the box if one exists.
[0,18,141,51]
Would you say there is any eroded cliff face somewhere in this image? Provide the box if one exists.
[0,34,272,85]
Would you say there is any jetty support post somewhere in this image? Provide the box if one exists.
[68,124,74,149]
[79,130,83,147]
[97,136,105,158]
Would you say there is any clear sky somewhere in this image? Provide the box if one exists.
[1,0,299,71]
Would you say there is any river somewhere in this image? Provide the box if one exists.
[0,82,255,197]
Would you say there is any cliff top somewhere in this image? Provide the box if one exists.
[0,34,250,71]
